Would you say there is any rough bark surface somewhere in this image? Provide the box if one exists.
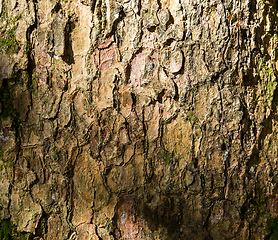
[1,0,278,239]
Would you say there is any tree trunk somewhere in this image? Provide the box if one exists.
[0,0,278,239]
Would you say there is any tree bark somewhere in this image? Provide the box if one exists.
[0,0,278,239]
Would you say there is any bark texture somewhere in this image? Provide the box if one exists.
[1,0,278,239]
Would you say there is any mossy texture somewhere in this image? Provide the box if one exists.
[0,219,27,240]
[0,27,19,55]
[266,217,278,240]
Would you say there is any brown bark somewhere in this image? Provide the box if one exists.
[0,0,278,239]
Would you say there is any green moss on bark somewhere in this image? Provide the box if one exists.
[266,217,278,240]
[0,27,19,55]
[0,219,27,240]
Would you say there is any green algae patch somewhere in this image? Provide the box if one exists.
[0,219,28,240]
[164,151,171,165]
[0,26,19,55]
[266,217,278,240]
